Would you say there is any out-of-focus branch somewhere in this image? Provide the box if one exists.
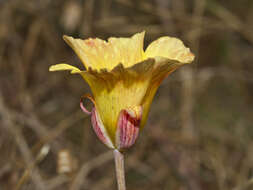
[0,94,47,190]
[177,0,206,189]
[80,0,95,36]
[207,1,253,44]
[69,151,113,190]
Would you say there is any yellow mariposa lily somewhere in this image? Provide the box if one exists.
[49,32,194,150]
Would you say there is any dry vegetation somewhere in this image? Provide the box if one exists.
[0,0,253,189]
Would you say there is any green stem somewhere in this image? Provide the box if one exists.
[114,149,126,190]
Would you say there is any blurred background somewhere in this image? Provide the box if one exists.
[0,0,253,189]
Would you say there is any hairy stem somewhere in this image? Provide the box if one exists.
[114,149,126,190]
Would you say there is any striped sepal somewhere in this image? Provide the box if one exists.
[116,106,142,150]
[91,108,115,149]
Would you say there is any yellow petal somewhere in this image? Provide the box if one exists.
[145,36,195,64]
[141,37,195,127]
[63,32,145,71]
[78,59,155,140]
[140,57,182,128]
[79,57,185,139]
[49,63,81,74]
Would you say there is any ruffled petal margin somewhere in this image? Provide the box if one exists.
[63,32,145,71]
[145,36,195,64]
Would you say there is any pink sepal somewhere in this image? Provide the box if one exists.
[80,94,95,115]
[116,106,142,150]
[91,108,114,149]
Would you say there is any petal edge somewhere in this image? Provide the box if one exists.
[145,36,195,64]
[49,63,81,74]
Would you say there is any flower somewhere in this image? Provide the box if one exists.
[49,32,194,150]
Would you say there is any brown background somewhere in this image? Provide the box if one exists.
[0,0,253,189]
